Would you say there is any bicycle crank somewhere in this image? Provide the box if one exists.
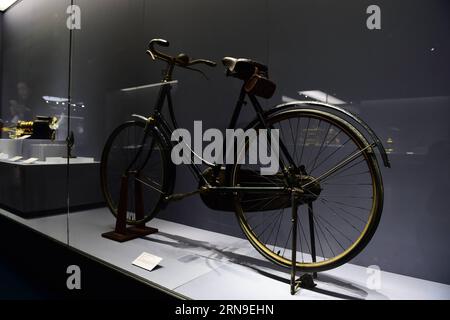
[164,187,207,202]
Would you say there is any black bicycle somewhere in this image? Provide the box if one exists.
[100,39,390,288]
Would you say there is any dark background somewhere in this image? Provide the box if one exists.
[1,0,449,284]
[0,12,3,111]
[0,213,176,299]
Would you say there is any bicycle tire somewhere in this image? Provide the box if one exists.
[231,108,384,272]
[100,121,170,225]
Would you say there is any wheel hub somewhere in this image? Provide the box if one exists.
[296,175,322,202]
[288,165,322,203]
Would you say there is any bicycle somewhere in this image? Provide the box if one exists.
[100,38,390,294]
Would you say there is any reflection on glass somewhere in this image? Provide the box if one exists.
[8,81,33,124]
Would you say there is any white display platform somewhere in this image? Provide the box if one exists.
[1,207,449,300]
[0,138,96,164]
[0,139,66,161]
[0,156,96,165]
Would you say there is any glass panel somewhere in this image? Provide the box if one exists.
[0,0,71,243]
[2,0,448,296]
[68,0,151,250]
[67,0,270,289]
[68,0,450,287]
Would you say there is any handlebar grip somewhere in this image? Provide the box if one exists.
[147,38,172,62]
[149,38,169,48]
[146,50,156,60]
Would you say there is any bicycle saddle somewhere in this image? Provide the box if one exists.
[222,57,268,80]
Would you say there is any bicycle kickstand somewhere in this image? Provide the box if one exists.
[290,189,317,295]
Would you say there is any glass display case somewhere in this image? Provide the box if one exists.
[0,0,449,300]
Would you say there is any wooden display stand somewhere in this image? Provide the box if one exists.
[102,175,158,242]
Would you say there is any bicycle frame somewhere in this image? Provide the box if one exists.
[101,41,388,293]
[133,76,299,192]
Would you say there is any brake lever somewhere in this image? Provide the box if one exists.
[183,65,210,80]
[146,50,156,61]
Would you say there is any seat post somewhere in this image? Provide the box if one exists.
[227,86,247,130]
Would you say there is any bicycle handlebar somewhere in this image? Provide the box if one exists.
[146,38,216,68]
[187,59,217,67]
[146,38,171,62]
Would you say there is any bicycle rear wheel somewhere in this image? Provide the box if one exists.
[231,108,383,272]
[100,121,169,225]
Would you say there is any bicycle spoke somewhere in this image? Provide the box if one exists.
[274,122,290,165]
[251,210,281,232]
[322,183,372,186]
[243,194,285,212]
[309,127,342,173]
[240,193,285,203]
[298,117,311,165]
[281,224,293,258]
[297,215,304,263]
[322,199,370,211]
[272,208,285,252]
[139,175,163,188]
[320,159,367,182]
[265,210,284,246]
[135,177,164,194]
[313,213,336,257]
[308,122,332,172]
[260,209,285,245]
[313,218,326,261]
[304,119,322,172]
[292,117,301,161]
[319,200,362,235]
[304,144,374,187]
[324,195,373,199]
[298,212,312,260]
[315,214,346,251]
[310,137,352,174]
[256,211,282,241]
[331,202,368,223]
[325,169,370,181]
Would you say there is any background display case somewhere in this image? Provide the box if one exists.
[0,0,449,299]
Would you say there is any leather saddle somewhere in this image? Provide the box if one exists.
[222,57,276,99]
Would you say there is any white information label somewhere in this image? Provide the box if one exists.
[22,158,39,164]
[132,252,162,272]
[9,156,23,162]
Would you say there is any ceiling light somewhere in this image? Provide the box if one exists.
[0,0,20,11]
[299,90,346,105]
[42,96,69,103]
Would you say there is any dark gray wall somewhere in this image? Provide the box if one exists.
[1,0,70,125]
[2,0,450,284]
[1,0,70,233]
[0,12,3,120]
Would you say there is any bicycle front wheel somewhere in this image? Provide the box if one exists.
[100,121,169,225]
[231,108,383,272]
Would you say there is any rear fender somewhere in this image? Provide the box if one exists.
[248,101,391,168]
